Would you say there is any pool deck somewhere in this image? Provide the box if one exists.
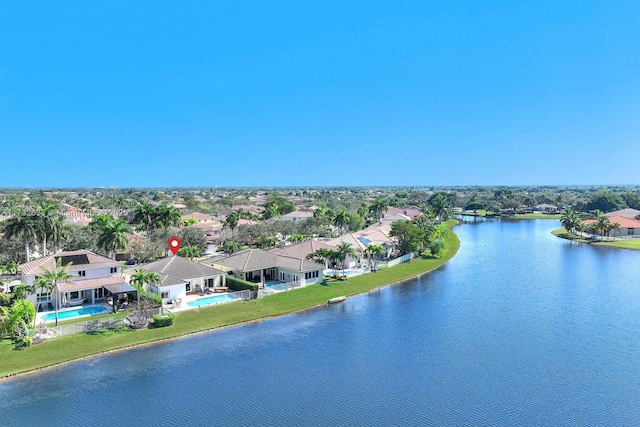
[164,291,240,313]
[35,302,112,324]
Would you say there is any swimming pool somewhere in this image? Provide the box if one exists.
[188,294,239,308]
[41,305,109,322]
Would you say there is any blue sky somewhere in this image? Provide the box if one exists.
[1,1,639,188]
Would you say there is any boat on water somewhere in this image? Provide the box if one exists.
[328,296,346,304]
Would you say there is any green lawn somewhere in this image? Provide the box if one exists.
[552,228,640,250]
[0,221,461,378]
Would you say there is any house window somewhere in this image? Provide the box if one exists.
[37,292,51,303]
[206,278,214,287]
[110,267,117,273]
[293,275,298,282]
[77,270,86,277]
[160,291,169,299]
[280,272,285,281]
[628,228,635,235]
[70,291,79,299]
[305,272,310,280]
[186,282,191,292]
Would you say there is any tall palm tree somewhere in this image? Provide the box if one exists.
[3,213,39,262]
[95,215,130,259]
[430,194,452,221]
[155,204,182,229]
[369,199,389,223]
[129,269,149,314]
[132,202,157,237]
[38,258,73,326]
[333,210,350,236]
[38,203,64,256]
[335,241,357,276]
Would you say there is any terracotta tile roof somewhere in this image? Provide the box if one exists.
[603,215,640,228]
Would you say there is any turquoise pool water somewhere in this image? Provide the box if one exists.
[41,305,108,322]
[187,293,238,308]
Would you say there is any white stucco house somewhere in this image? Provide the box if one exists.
[19,249,134,311]
[124,256,226,304]
[202,249,324,286]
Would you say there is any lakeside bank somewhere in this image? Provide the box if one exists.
[552,228,640,250]
[0,221,461,379]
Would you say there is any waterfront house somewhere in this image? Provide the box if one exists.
[202,249,324,286]
[19,249,134,311]
[124,256,226,304]
[584,215,640,237]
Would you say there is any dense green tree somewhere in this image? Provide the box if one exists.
[224,211,240,231]
[390,220,423,255]
[179,226,208,252]
[585,191,626,213]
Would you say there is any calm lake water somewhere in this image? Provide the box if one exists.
[2,219,640,426]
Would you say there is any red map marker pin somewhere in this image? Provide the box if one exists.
[168,237,182,255]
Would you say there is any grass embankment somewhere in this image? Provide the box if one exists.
[552,228,640,250]
[0,221,460,379]
[511,213,561,219]
[461,210,561,220]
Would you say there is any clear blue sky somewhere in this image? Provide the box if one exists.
[1,1,639,188]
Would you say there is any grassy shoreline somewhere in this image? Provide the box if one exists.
[552,228,640,250]
[0,221,461,379]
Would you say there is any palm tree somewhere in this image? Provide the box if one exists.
[369,199,389,223]
[560,209,581,235]
[3,261,18,275]
[155,204,182,229]
[94,215,130,259]
[132,202,157,237]
[430,194,452,221]
[38,203,64,256]
[364,244,386,270]
[592,214,611,238]
[335,241,357,276]
[3,213,39,262]
[333,210,350,236]
[11,283,36,328]
[288,234,306,244]
[129,269,148,314]
[38,258,73,326]
[178,246,201,260]
[608,221,621,240]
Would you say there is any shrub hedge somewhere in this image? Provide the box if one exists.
[152,312,175,327]
[225,276,259,292]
